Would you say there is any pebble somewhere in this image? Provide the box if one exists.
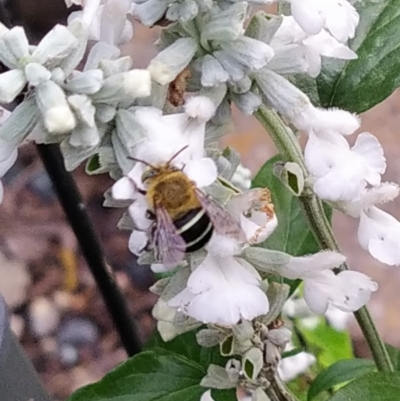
[57,316,99,347]
[59,343,79,367]
[10,314,25,338]
[29,297,60,337]
[27,170,56,204]
[0,252,30,308]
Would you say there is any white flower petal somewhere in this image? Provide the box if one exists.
[283,251,346,279]
[278,351,316,382]
[332,270,378,312]
[302,29,357,59]
[183,158,217,188]
[0,147,17,176]
[290,0,359,43]
[132,109,205,164]
[358,207,400,266]
[200,390,215,401]
[304,270,336,314]
[151,263,169,273]
[228,189,277,244]
[352,132,386,185]
[343,182,400,217]
[290,0,325,35]
[325,305,351,331]
[184,96,216,121]
[111,176,136,200]
[128,196,152,231]
[323,0,359,42]
[206,233,242,257]
[128,230,148,255]
[292,104,360,136]
[305,131,385,202]
[169,255,268,326]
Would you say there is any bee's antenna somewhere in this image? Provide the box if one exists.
[167,145,189,165]
[127,156,157,169]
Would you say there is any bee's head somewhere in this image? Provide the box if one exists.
[128,145,189,183]
[141,167,161,183]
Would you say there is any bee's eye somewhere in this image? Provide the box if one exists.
[142,169,158,182]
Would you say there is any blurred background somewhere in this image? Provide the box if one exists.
[1,1,400,400]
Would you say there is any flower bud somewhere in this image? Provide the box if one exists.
[36,81,76,133]
[0,69,26,103]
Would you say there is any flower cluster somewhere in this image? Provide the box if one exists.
[0,0,151,178]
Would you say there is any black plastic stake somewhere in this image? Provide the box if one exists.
[36,143,142,357]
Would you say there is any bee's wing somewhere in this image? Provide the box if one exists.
[153,205,186,268]
[195,189,245,241]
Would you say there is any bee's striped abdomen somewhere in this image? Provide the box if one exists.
[174,208,213,252]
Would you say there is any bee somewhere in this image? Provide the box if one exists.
[129,146,244,268]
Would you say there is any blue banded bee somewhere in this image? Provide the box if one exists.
[129,147,244,267]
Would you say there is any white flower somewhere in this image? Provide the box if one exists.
[123,70,152,98]
[289,0,359,43]
[278,251,377,314]
[162,188,278,324]
[228,188,277,245]
[278,350,316,382]
[325,305,351,331]
[168,254,269,326]
[271,16,357,78]
[152,298,200,342]
[68,0,133,45]
[65,0,83,6]
[305,131,386,201]
[291,105,360,136]
[341,182,400,218]
[200,390,215,401]
[231,164,252,190]
[111,108,219,269]
[0,109,17,204]
[184,96,216,121]
[358,207,400,266]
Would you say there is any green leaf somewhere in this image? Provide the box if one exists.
[317,0,400,113]
[252,155,331,256]
[328,372,400,401]
[308,359,376,401]
[146,330,235,400]
[67,349,206,401]
[297,320,353,367]
[146,329,227,368]
[385,343,400,370]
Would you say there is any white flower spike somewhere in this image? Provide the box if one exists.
[358,207,400,266]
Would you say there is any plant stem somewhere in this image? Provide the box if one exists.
[254,105,394,373]
[266,375,299,401]
[37,144,142,357]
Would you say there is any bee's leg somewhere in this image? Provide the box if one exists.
[144,224,156,252]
